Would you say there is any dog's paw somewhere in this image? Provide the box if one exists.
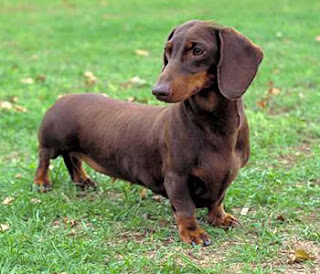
[210,213,240,228]
[175,215,211,247]
[179,226,211,247]
[74,178,98,190]
[33,180,52,193]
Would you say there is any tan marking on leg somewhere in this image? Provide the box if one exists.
[208,203,240,228]
[175,214,211,245]
[34,159,52,192]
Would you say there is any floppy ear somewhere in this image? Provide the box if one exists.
[217,28,264,99]
[162,27,176,69]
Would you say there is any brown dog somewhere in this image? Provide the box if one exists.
[34,20,263,246]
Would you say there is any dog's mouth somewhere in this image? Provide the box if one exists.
[155,94,171,102]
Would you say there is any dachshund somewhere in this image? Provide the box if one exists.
[34,20,263,246]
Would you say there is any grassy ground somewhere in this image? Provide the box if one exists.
[0,0,320,273]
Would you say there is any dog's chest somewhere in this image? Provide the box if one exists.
[189,148,242,207]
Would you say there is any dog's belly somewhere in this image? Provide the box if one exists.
[70,152,109,175]
[71,152,166,195]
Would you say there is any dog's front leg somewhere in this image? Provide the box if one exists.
[164,172,211,246]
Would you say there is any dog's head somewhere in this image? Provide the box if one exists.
[152,20,264,102]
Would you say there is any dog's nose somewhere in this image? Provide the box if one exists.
[152,84,171,97]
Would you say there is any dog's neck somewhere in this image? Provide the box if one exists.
[181,88,243,136]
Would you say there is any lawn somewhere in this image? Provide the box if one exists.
[0,0,320,273]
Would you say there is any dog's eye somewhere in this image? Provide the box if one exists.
[193,47,204,56]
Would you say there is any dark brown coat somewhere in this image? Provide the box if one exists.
[34,20,263,246]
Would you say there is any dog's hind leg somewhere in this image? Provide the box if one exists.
[62,153,98,190]
[34,147,53,193]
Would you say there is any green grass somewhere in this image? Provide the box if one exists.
[1,0,320,272]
